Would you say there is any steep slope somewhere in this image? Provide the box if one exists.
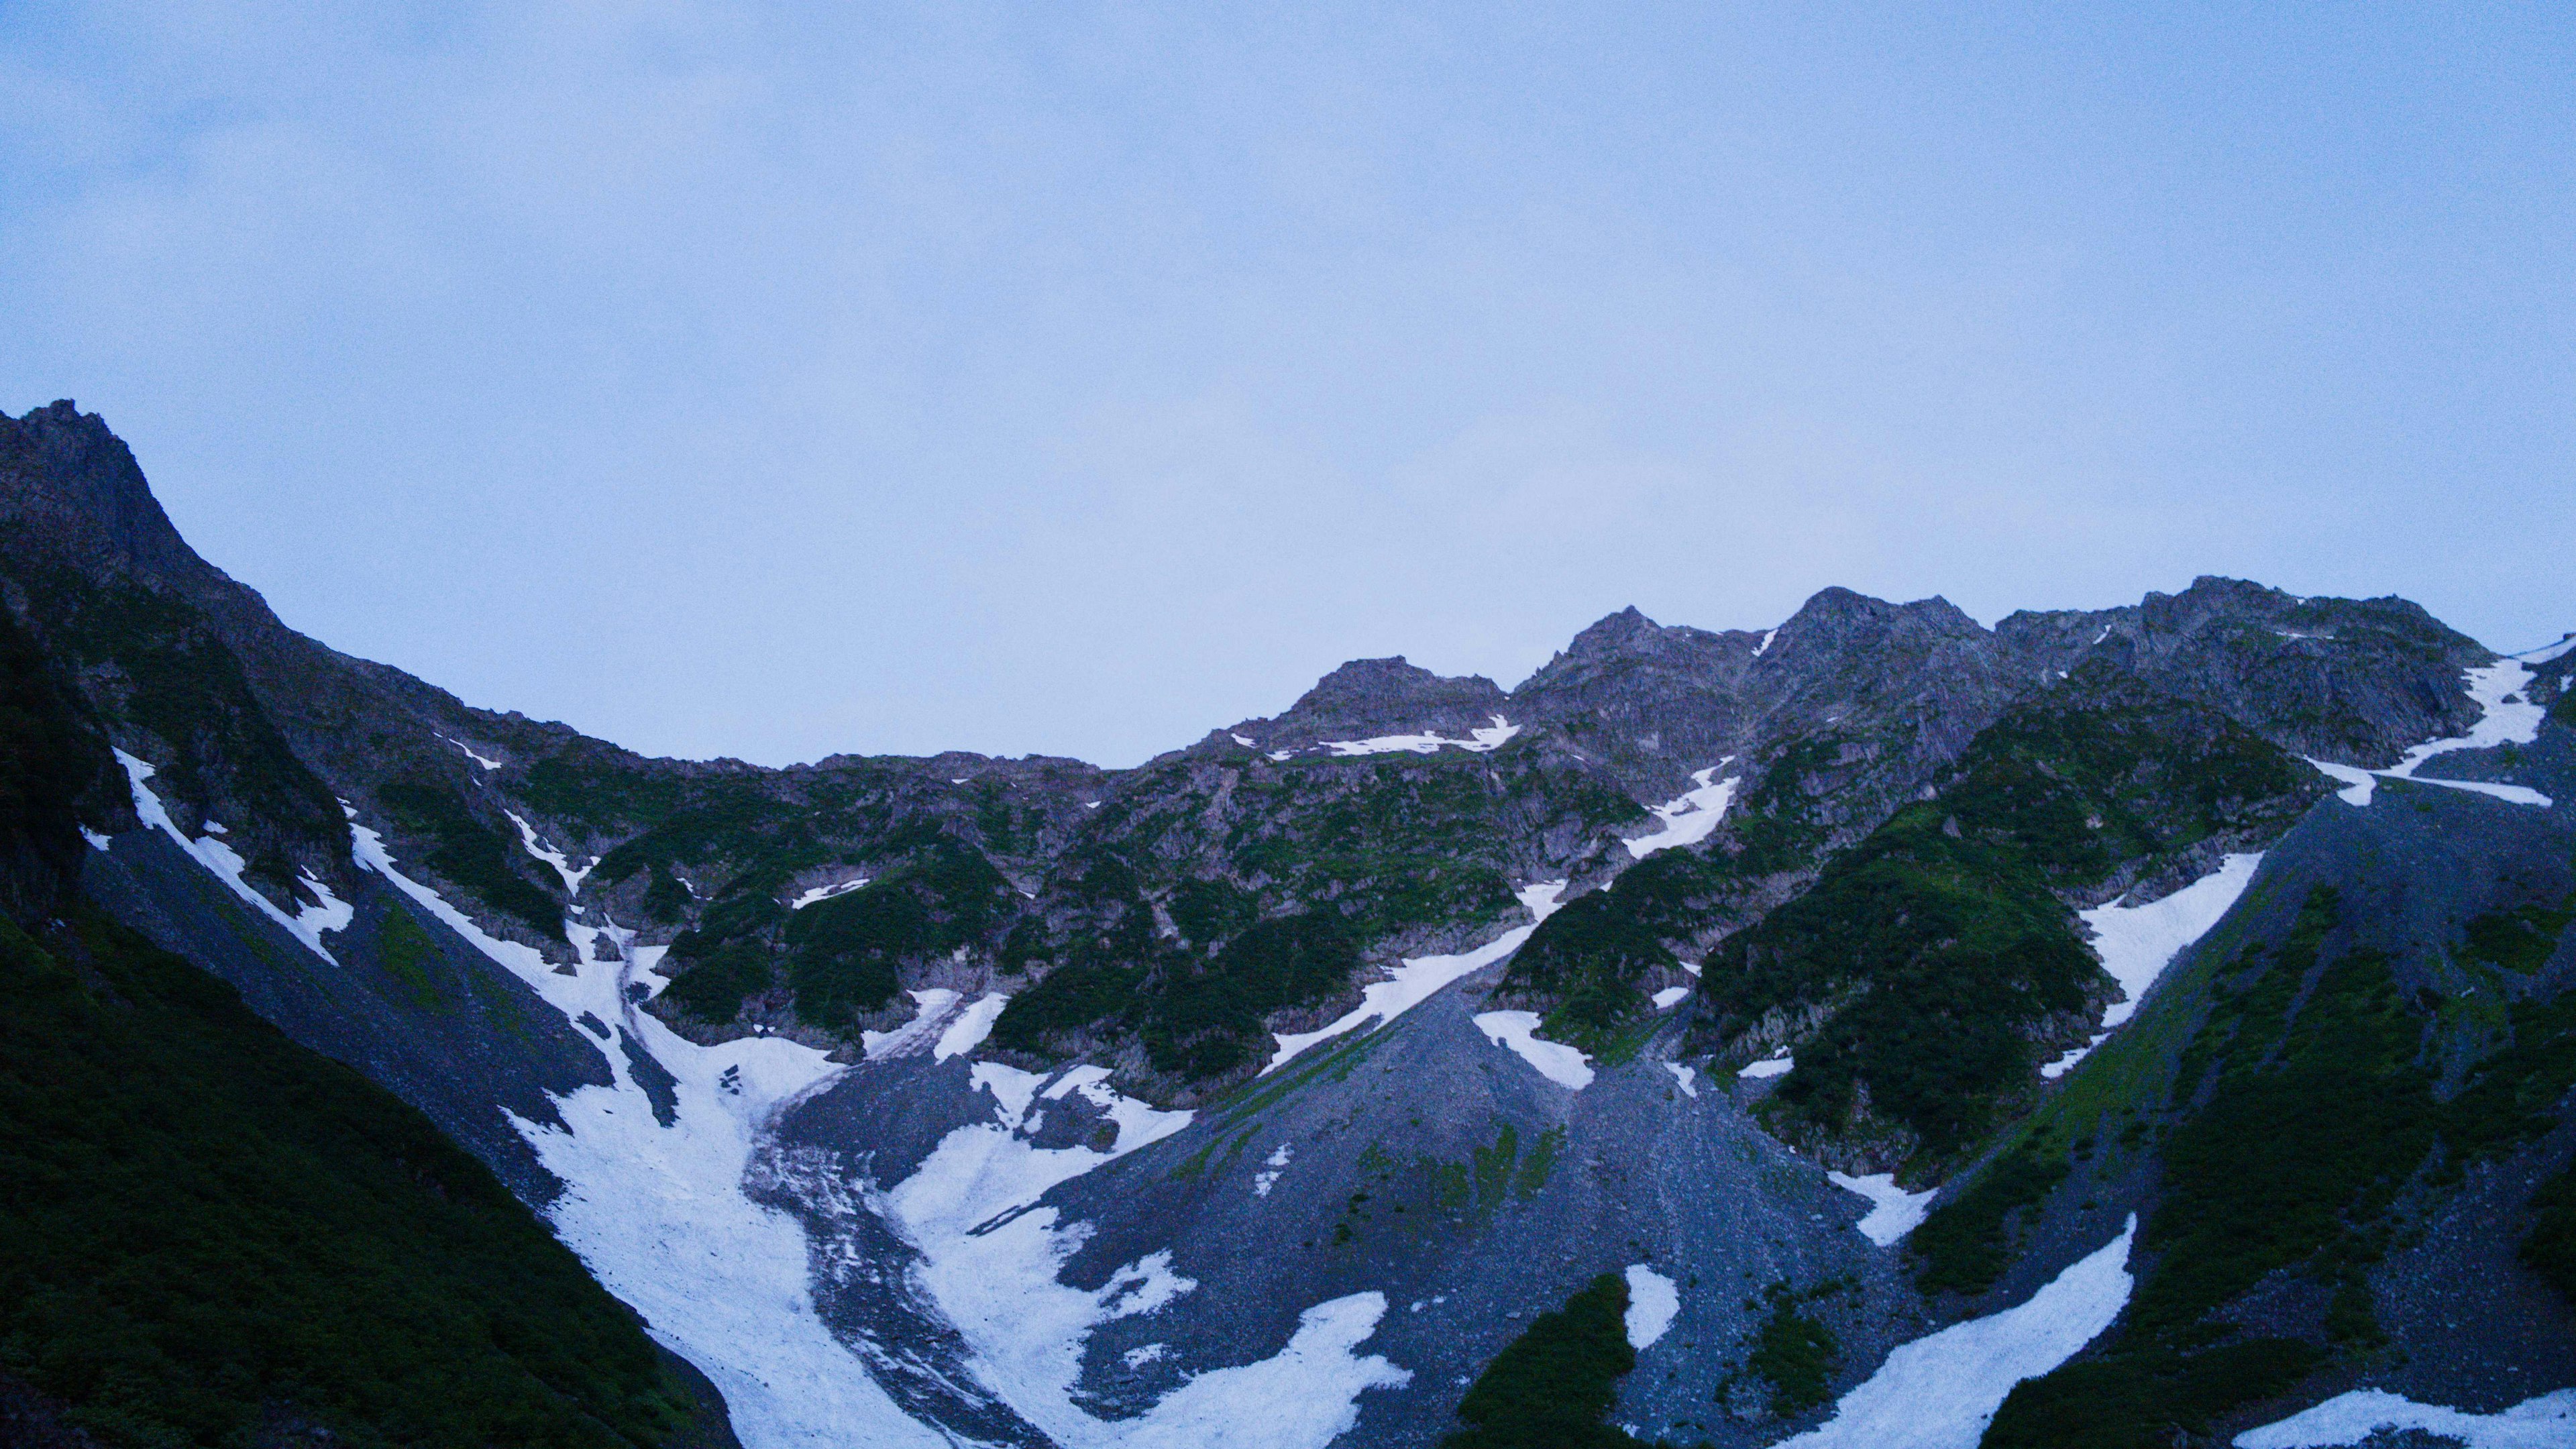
[0,606,731,1449]
[4,398,2568,1449]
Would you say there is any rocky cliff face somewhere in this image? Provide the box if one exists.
[9,400,2571,1449]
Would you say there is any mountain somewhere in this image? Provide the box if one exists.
[4,397,2572,1449]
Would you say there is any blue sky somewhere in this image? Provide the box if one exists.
[5,3,2572,766]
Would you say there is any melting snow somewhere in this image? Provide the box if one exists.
[935,992,1010,1061]
[1232,734,1256,747]
[1739,1053,1794,1080]
[1651,986,1691,1010]
[861,989,967,1059]
[345,812,941,1448]
[1124,1343,1171,1368]
[789,877,872,910]
[1774,1217,2136,1449]
[1318,715,1523,757]
[1623,1266,1680,1349]
[2090,625,2112,645]
[2043,853,2262,1079]
[1828,1173,1936,1246]
[2304,654,2558,808]
[1265,881,1568,1073]
[2235,1387,2576,1448]
[115,752,350,961]
[1624,763,1741,859]
[1754,627,1780,658]
[1472,1011,1595,1089]
[1253,1143,1293,1197]
[1664,1063,1699,1098]
[879,1058,1409,1446]
[504,810,591,895]
[439,734,504,770]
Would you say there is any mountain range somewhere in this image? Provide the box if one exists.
[4,397,2573,1449]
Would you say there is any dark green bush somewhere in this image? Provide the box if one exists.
[1443,1274,1643,1449]
[0,906,704,1448]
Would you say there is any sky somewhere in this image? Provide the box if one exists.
[5,3,2573,768]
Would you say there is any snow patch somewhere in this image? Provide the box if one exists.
[1663,1063,1698,1098]
[504,810,590,895]
[2304,657,2557,808]
[117,751,349,961]
[350,818,938,1448]
[1651,986,1691,1010]
[80,826,110,850]
[1254,1143,1293,1197]
[1754,627,1780,658]
[2090,625,2112,645]
[1232,734,1256,747]
[861,989,965,1059]
[1472,1011,1595,1089]
[1829,1173,1935,1246]
[789,877,871,910]
[1266,881,1568,1072]
[440,734,503,770]
[934,992,1010,1061]
[878,1057,1406,1447]
[2236,1387,2576,1448]
[1623,1266,1680,1349]
[1774,1217,2136,1449]
[2043,853,2262,1079]
[1318,714,1521,757]
[1625,763,1740,859]
[1739,1053,1794,1080]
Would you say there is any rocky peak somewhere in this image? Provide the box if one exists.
[1236,655,1509,745]
[0,400,205,588]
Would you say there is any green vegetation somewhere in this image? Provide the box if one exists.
[1743,1284,1839,1414]
[1140,912,1361,1078]
[1984,883,2576,1444]
[2461,900,2575,977]
[0,606,117,918]
[1443,1274,1644,1449]
[0,904,710,1448]
[1221,755,1519,939]
[2521,1165,2576,1306]
[658,941,775,1024]
[377,775,568,944]
[2131,893,2426,1336]
[372,904,453,1011]
[30,568,345,895]
[782,839,1014,1026]
[1982,1340,2320,1449]
[1501,863,1688,1046]
[519,753,684,835]
[1909,1147,2072,1294]
[1701,682,2313,1168]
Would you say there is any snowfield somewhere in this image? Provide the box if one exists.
[115,751,351,961]
[1827,1173,1935,1246]
[2235,1387,2576,1448]
[877,1059,1413,1447]
[1776,1218,2137,1449]
[1624,763,1740,859]
[2305,651,2561,808]
[1472,1010,1595,1089]
[2042,853,2262,1079]
[343,818,943,1447]
[1266,881,1567,1072]
[1318,714,1522,757]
